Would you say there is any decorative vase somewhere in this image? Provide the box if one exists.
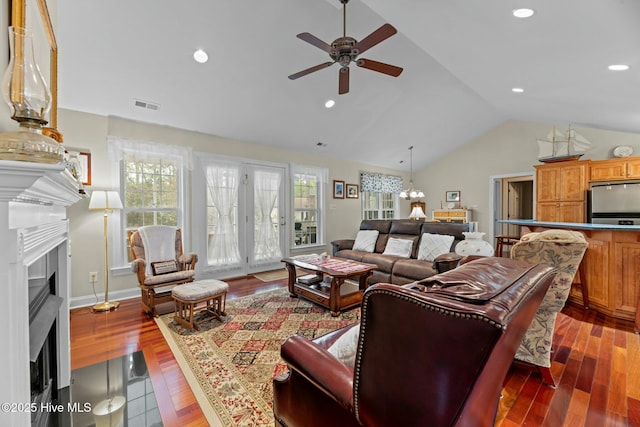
[0,27,63,164]
[455,231,494,257]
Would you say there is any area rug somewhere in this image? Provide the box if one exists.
[154,288,360,426]
[252,269,289,282]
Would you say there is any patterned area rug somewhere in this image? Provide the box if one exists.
[155,287,360,426]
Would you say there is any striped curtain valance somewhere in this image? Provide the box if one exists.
[360,172,403,194]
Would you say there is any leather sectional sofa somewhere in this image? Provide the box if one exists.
[331,219,470,285]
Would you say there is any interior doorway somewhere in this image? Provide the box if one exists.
[490,172,535,253]
[502,176,534,236]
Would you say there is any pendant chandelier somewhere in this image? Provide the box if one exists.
[399,146,424,200]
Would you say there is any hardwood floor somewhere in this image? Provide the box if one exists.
[70,276,639,426]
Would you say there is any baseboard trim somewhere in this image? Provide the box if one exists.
[69,288,140,309]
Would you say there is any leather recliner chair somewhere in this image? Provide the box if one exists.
[273,257,556,427]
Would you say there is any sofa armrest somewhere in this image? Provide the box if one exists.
[331,239,355,255]
[280,335,354,411]
[433,252,462,273]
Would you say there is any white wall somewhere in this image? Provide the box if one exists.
[59,109,412,300]
[416,119,640,236]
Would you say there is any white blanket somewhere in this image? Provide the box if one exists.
[138,226,178,276]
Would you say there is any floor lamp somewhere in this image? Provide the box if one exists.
[89,190,123,312]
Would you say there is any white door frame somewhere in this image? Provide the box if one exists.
[193,153,290,279]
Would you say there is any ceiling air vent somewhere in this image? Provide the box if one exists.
[133,99,160,111]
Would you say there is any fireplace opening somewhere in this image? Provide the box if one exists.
[28,250,62,427]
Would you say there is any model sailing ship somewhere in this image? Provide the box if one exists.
[537,126,592,162]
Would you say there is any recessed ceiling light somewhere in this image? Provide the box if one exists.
[512,87,525,93]
[325,99,335,108]
[193,49,208,64]
[513,8,535,18]
[608,64,630,71]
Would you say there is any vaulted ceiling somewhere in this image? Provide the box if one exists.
[57,0,640,171]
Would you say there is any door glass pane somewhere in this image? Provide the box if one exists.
[253,169,283,263]
[206,165,241,266]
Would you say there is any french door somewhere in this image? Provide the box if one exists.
[197,157,287,278]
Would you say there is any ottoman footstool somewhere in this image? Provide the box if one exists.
[172,279,229,330]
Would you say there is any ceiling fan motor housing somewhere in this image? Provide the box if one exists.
[330,37,359,67]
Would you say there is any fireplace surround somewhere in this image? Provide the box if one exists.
[0,160,84,426]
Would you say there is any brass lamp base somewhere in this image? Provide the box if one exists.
[93,301,120,312]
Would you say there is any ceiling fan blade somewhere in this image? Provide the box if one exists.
[356,58,403,77]
[354,23,397,55]
[339,67,349,95]
[288,62,334,80]
[296,32,332,54]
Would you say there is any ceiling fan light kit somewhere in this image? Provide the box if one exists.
[288,0,403,95]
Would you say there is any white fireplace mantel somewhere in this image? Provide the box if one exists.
[0,160,85,426]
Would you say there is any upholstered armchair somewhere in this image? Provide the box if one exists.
[510,229,588,387]
[130,226,197,316]
[273,257,555,427]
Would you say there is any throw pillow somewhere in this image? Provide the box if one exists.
[382,237,413,258]
[151,260,178,275]
[352,230,379,252]
[327,324,360,368]
[417,233,455,262]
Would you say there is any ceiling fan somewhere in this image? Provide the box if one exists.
[288,0,403,95]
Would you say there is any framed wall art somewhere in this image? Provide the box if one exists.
[333,180,345,199]
[346,184,359,199]
[445,191,460,203]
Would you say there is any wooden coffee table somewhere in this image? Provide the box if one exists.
[282,255,377,316]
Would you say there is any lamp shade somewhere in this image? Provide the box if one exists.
[89,190,123,210]
[409,205,426,220]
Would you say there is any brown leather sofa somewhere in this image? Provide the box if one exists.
[331,219,470,285]
[273,257,556,427]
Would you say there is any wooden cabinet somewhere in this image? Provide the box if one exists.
[590,157,640,181]
[613,241,640,318]
[535,161,589,222]
[432,209,472,223]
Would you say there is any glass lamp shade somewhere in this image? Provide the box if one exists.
[2,27,51,123]
[0,27,63,164]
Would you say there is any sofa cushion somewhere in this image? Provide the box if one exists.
[382,237,413,258]
[335,249,366,262]
[389,219,423,235]
[360,219,392,234]
[392,258,437,281]
[361,253,401,273]
[353,230,379,252]
[417,233,455,262]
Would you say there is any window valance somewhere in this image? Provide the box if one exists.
[107,136,193,170]
[360,172,403,194]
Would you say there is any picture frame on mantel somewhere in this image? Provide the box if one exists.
[333,180,345,199]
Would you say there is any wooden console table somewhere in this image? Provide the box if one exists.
[282,255,377,316]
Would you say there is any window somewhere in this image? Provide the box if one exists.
[292,166,327,247]
[362,192,398,219]
[359,172,402,220]
[123,156,179,261]
[108,137,190,269]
